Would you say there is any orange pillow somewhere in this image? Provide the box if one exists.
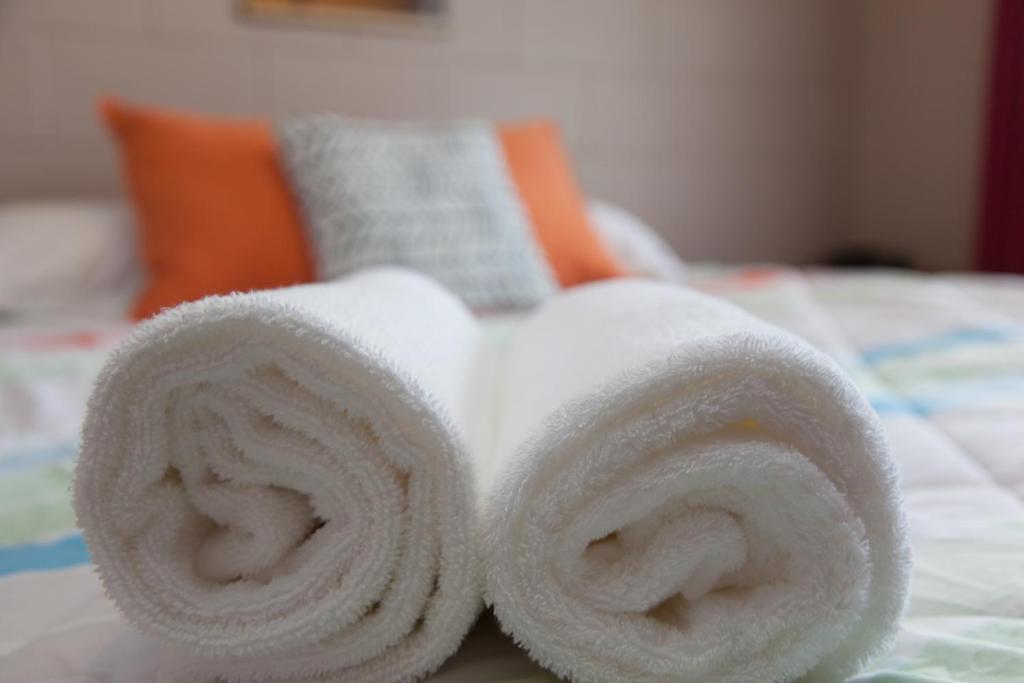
[499,122,625,286]
[100,98,315,319]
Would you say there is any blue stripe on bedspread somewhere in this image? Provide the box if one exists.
[0,533,89,576]
[869,375,1024,415]
[858,324,1024,417]
[869,396,928,417]
[860,325,1023,365]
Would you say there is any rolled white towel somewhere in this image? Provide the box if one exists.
[73,268,484,682]
[484,279,911,683]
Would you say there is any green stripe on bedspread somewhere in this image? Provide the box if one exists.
[0,463,76,545]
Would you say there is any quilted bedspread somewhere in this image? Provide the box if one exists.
[1,267,1022,682]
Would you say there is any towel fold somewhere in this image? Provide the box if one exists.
[74,268,483,682]
[484,279,911,683]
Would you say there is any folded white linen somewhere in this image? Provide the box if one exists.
[484,279,911,683]
[73,268,484,683]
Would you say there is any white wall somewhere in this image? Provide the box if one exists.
[0,0,997,268]
[0,0,856,264]
[850,0,995,270]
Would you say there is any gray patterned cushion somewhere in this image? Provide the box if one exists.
[276,115,556,309]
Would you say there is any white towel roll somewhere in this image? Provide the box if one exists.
[74,268,484,682]
[484,279,911,683]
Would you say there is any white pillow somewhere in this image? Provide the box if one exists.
[0,199,140,313]
[586,200,686,282]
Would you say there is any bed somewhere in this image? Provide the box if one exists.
[1,202,1022,682]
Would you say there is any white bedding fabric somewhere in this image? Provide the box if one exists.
[0,200,139,315]
[1,203,1022,683]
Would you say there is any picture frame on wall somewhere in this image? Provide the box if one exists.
[239,0,447,37]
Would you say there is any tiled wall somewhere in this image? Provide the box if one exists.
[851,0,994,270]
[0,0,989,267]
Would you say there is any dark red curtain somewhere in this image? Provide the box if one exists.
[978,0,1024,273]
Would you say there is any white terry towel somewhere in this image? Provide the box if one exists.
[73,268,484,683]
[484,279,911,683]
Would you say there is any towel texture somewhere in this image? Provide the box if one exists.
[483,279,911,683]
[73,268,484,682]
[75,270,908,682]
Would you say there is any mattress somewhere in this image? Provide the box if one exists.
[2,266,1022,682]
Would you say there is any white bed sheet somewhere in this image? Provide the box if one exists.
[2,265,1023,682]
